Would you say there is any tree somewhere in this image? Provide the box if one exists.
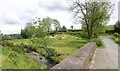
[21,29,28,39]
[70,25,74,30]
[70,0,114,39]
[60,25,67,32]
[53,19,60,31]
[42,17,53,32]
[20,22,33,38]
[31,17,51,47]
[114,21,120,33]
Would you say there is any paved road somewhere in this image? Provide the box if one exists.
[91,36,119,69]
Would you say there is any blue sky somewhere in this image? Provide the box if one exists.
[0,0,119,34]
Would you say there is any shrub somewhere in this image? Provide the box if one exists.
[2,42,37,53]
[112,33,120,45]
[67,32,82,38]
[92,38,103,47]
[2,41,14,47]
[36,48,47,56]
[51,56,61,63]
[113,33,119,38]
[45,48,61,63]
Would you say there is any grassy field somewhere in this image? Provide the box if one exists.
[7,39,31,45]
[8,34,88,60]
[48,34,88,59]
[3,34,88,68]
[1,46,45,69]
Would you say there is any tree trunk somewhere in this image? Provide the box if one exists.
[88,30,92,39]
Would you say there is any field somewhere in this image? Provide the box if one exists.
[8,34,88,60]
[0,34,88,69]
[48,34,88,59]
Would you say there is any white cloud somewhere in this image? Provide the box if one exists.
[0,0,74,34]
[0,0,119,34]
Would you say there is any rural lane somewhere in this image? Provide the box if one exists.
[91,36,119,69]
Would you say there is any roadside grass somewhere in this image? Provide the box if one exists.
[2,46,45,69]
[111,37,120,45]
[91,37,104,48]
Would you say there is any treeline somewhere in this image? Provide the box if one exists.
[20,17,83,39]
[1,34,22,40]
[106,21,120,34]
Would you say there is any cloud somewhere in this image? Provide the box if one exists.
[118,1,120,21]
[0,0,72,34]
[39,1,69,11]
[0,0,118,34]
[1,11,20,24]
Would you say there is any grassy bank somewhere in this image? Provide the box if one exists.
[111,33,120,45]
[1,46,45,69]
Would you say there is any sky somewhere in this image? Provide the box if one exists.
[0,0,119,34]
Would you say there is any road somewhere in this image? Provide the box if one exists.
[91,36,119,69]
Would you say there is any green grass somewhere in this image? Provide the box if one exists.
[48,34,88,59]
[0,46,2,69]
[7,34,88,61]
[91,37,104,48]
[111,35,120,45]
[1,46,45,69]
[8,39,31,45]
[104,25,114,31]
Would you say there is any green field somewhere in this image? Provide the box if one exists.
[9,34,87,59]
[48,34,88,59]
[2,34,88,69]
[8,34,88,60]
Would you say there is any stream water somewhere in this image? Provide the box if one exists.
[25,52,57,69]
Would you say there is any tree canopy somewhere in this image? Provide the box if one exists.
[70,0,114,39]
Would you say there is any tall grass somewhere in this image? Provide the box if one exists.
[2,46,45,69]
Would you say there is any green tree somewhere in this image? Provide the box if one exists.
[20,29,28,39]
[42,17,53,32]
[114,21,120,33]
[70,0,114,39]
[20,22,33,38]
[53,19,60,31]
[31,17,51,47]
[70,25,74,30]
[60,25,67,32]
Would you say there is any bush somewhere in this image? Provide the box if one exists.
[112,33,120,45]
[51,56,61,63]
[113,33,119,38]
[67,32,82,38]
[92,38,103,47]
[2,41,14,47]
[1,41,37,53]
[45,48,61,63]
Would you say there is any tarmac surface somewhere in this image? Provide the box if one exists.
[91,36,119,69]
